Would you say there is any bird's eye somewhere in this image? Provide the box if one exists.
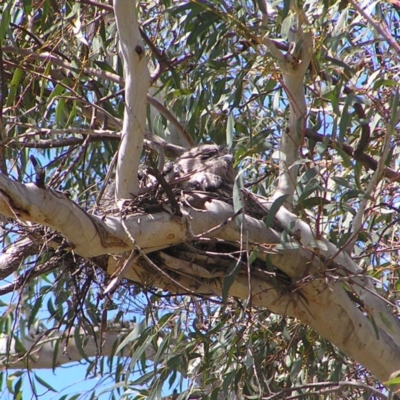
[200,150,217,160]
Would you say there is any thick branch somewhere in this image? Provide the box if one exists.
[0,322,140,369]
[264,19,312,203]
[254,191,400,342]
[0,176,400,381]
[0,175,129,257]
[114,0,150,199]
[0,237,39,279]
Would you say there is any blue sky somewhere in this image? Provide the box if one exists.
[0,285,187,399]
[14,364,111,400]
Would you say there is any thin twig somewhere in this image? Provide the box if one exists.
[95,148,119,207]
[305,128,400,182]
[102,250,138,297]
[147,166,182,217]
[146,94,194,148]
[348,0,400,59]
[0,255,66,295]
[264,380,387,400]
[331,105,391,254]
[0,45,7,175]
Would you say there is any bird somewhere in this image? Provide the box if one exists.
[163,144,235,193]
[101,144,235,203]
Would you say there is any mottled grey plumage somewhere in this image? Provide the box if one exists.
[103,144,234,201]
[165,144,235,192]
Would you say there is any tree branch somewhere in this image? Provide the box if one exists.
[0,237,39,280]
[252,190,400,343]
[0,175,399,381]
[0,321,143,369]
[305,128,400,182]
[348,0,400,58]
[113,0,150,199]
[264,13,312,204]
[345,122,393,254]
[2,47,188,157]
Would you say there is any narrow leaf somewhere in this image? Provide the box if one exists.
[0,3,12,42]
[264,195,288,229]
[226,113,234,151]
[34,374,57,392]
[5,68,23,107]
[222,261,242,304]
[233,172,245,226]
[74,328,90,362]
[116,319,146,354]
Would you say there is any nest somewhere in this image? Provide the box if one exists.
[93,162,291,296]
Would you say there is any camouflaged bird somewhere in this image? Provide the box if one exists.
[103,144,235,201]
[163,144,235,193]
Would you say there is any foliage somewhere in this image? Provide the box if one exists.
[0,0,399,399]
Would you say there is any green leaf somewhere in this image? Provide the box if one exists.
[384,370,400,387]
[290,358,303,382]
[14,376,22,395]
[34,374,57,392]
[248,247,259,265]
[21,0,33,14]
[126,329,156,381]
[384,376,400,385]
[233,172,245,226]
[389,88,400,133]
[28,296,43,328]
[48,82,67,102]
[297,178,322,203]
[52,336,60,370]
[281,13,295,40]
[56,98,67,127]
[0,2,12,42]
[333,8,348,36]
[226,113,234,151]
[116,319,147,354]
[5,68,23,107]
[222,261,242,304]
[65,100,78,126]
[332,176,353,189]
[295,197,330,211]
[264,195,288,229]
[338,95,352,144]
[373,79,397,90]
[74,327,91,363]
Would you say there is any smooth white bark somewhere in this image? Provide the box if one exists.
[255,192,400,340]
[114,0,150,199]
[0,322,142,370]
[264,20,311,204]
[1,1,399,389]
[1,176,400,382]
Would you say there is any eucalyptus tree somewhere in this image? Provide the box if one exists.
[0,0,400,399]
